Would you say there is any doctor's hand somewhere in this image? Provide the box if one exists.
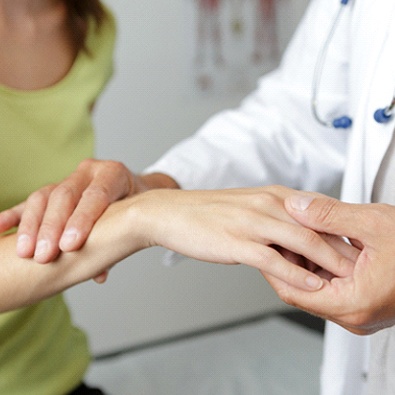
[0,159,136,264]
[126,186,355,291]
[264,192,395,335]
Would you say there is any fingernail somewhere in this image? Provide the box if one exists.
[305,275,323,290]
[17,234,30,255]
[60,228,78,250]
[35,239,49,257]
[289,195,314,211]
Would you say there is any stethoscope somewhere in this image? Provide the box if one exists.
[312,0,395,128]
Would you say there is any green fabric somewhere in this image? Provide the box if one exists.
[0,10,115,395]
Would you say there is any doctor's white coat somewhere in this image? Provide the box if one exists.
[146,0,395,393]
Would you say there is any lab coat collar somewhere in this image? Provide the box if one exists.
[345,0,395,203]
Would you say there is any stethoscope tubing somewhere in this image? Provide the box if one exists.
[311,0,394,128]
[311,4,347,128]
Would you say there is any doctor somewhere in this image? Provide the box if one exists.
[2,0,395,393]
[144,0,395,391]
[141,1,395,390]
[261,0,395,393]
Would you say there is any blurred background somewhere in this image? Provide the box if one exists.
[66,0,309,355]
[64,1,320,393]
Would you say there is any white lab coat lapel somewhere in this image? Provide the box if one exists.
[342,0,395,204]
[361,0,395,202]
[322,2,395,395]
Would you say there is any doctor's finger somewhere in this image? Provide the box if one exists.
[263,273,368,335]
[285,194,364,240]
[263,273,340,325]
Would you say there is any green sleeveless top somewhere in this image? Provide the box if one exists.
[0,10,115,395]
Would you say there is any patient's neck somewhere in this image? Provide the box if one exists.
[0,0,77,91]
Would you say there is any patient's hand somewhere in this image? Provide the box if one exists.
[121,185,356,291]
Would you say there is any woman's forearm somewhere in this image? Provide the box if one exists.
[0,186,358,312]
[0,234,77,311]
[0,200,143,312]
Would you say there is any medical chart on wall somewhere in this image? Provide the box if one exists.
[186,0,280,95]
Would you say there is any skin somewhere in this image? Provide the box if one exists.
[0,195,141,311]
[0,164,177,263]
[125,186,356,284]
[0,0,75,91]
[0,0,368,325]
[263,192,395,335]
[1,179,359,313]
[21,164,395,335]
[9,160,137,261]
[0,1,142,281]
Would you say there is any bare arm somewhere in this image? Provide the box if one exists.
[0,201,143,312]
[0,186,357,312]
[0,159,179,263]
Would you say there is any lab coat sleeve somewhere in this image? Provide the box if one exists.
[144,0,351,196]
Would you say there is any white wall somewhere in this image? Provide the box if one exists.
[66,0,310,355]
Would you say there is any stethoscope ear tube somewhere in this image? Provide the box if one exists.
[311,2,349,128]
[373,96,395,124]
[374,108,393,124]
[312,0,395,129]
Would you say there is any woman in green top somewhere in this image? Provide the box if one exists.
[0,1,118,393]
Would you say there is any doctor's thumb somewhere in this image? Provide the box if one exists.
[284,193,347,236]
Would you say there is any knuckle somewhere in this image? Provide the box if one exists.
[298,227,320,247]
[89,159,125,175]
[78,158,96,170]
[51,184,76,201]
[17,219,33,233]
[266,184,286,195]
[105,161,129,181]
[27,189,48,206]
[70,210,92,227]
[82,185,111,205]
[313,199,338,227]
[265,191,279,206]
[38,221,59,238]
[107,160,125,172]
[265,185,290,202]
[250,190,279,211]
[8,204,23,217]
[241,245,277,269]
[256,246,277,263]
